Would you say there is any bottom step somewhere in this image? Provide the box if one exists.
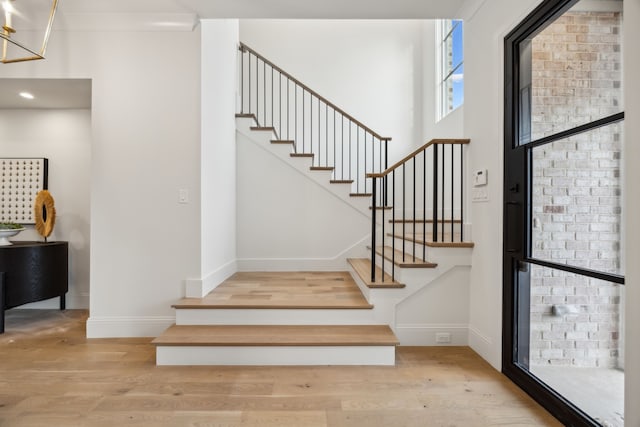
[153,324,398,366]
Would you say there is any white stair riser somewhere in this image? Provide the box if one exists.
[391,222,462,235]
[175,308,377,326]
[156,345,396,366]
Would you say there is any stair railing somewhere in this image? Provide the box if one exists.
[238,42,391,194]
[367,139,470,282]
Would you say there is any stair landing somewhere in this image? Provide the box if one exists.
[154,272,397,366]
[173,271,372,309]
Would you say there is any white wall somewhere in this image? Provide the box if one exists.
[236,131,370,268]
[623,0,640,424]
[462,0,542,368]
[194,20,240,298]
[0,109,91,308]
[239,20,424,163]
[396,265,470,344]
[0,28,202,337]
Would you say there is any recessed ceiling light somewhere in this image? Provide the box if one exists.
[19,92,35,100]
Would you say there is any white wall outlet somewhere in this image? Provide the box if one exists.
[436,332,451,344]
[178,189,189,204]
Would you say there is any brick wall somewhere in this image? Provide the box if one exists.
[529,11,622,368]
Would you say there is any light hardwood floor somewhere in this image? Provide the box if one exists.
[0,310,561,427]
[174,272,374,309]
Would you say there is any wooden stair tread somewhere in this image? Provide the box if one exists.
[369,246,437,268]
[350,193,372,197]
[388,232,475,248]
[330,180,354,184]
[271,139,294,144]
[153,324,399,347]
[173,272,373,310]
[310,166,334,171]
[290,153,314,158]
[235,113,257,122]
[347,258,404,288]
[369,206,393,210]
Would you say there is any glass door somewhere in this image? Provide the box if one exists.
[503,0,625,425]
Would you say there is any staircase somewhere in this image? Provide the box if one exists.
[153,272,398,365]
[153,43,474,366]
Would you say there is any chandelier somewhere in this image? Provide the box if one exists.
[1,0,59,63]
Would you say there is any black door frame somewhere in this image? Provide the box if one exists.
[502,0,625,425]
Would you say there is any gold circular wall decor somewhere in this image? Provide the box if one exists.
[34,190,56,240]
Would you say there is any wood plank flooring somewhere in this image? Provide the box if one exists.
[0,310,561,427]
[174,272,373,309]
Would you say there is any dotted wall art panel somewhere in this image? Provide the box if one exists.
[0,158,49,224]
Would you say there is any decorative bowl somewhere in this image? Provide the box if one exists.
[0,228,26,246]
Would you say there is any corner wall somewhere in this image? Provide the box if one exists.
[194,19,240,297]
[0,27,203,337]
[462,0,542,368]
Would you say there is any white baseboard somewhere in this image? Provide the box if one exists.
[468,325,500,369]
[185,259,238,298]
[17,292,89,310]
[236,258,350,271]
[86,315,174,338]
[237,236,370,271]
[156,345,396,366]
[395,323,469,346]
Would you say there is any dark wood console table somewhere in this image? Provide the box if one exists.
[0,241,68,333]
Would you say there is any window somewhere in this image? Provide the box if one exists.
[436,19,464,120]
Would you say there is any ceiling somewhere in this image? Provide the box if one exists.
[0,0,475,110]
[58,0,471,20]
[0,79,91,109]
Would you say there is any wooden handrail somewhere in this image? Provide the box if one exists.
[240,42,392,142]
[366,138,470,178]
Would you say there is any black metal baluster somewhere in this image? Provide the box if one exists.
[255,55,259,124]
[392,170,396,280]
[371,178,377,283]
[318,98,321,167]
[451,144,454,242]
[240,48,244,113]
[278,72,282,137]
[433,144,438,242]
[460,144,464,242]
[341,116,344,180]
[402,163,406,262]
[356,127,360,193]
[384,140,389,206]
[333,108,338,174]
[326,104,329,167]
[309,92,312,158]
[423,149,427,262]
[381,195,385,283]
[364,135,369,193]
[349,121,352,180]
[413,157,416,260]
[440,146,446,242]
